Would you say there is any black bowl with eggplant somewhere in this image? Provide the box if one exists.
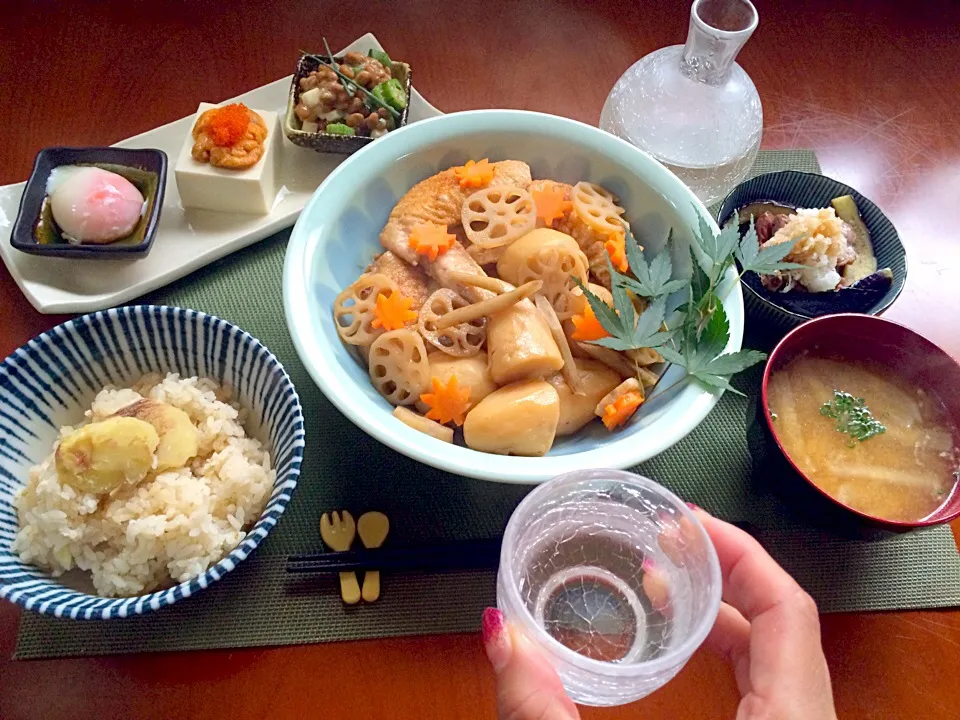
[717,171,906,337]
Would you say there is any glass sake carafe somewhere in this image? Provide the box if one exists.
[600,0,762,205]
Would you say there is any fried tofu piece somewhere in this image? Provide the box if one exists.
[379,160,532,265]
[368,251,435,309]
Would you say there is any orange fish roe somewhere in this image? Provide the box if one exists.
[207,103,250,147]
[371,291,418,331]
[602,390,644,430]
[455,159,495,189]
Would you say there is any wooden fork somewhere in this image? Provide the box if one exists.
[319,511,361,604]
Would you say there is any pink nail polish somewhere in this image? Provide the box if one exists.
[685,501,702,511]
[481,607,512,671]
[482,607,504,645]
[642,556,656,573]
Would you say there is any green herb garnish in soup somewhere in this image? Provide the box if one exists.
[819,390,886,445]
[767,354,960,522]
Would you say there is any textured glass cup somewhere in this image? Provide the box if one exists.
[497,470,721,706]
[600,0,762,205]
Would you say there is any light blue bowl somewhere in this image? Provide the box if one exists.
[284,110,743,484]
[0,306,304,618]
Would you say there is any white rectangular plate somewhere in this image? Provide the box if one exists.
[0,33,441,314]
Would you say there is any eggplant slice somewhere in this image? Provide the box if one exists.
[742,268,893,317]
[736,200,797,226]
[831,195,878,283]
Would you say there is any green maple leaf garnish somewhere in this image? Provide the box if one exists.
[571,206,769,394]
[659,303,766,395]
[616,228,690,298]
[686,244,715,317]
[695,214,740,284]
[694,298,731,363]
[574,276,629,338]
[575,277,676,352]
[611,270,636,333]
[590,296,676,352]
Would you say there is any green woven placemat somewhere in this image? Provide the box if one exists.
[14,150,960,659]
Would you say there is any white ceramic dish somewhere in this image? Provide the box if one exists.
[283,110,744,484]
[0,33,441,314]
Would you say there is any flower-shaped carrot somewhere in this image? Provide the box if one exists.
[602,390,643,430]
[408,222,456,261]
[455,159,494,189]
[604,230,628,273]
[371,290,418,331]
[570,304,611,342]
[531,183,572,226]
[420,375,472,426]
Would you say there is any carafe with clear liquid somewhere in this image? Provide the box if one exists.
[600,0,762,205]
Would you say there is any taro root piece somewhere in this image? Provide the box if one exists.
[463,380,560,456]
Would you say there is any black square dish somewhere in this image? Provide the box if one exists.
[284,53,412,155]
[11,146,167,259]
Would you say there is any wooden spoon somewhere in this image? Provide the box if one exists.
[357,512,390,602]
[320,510,361,605]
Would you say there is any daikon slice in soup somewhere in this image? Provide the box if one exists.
[767,354,960,522]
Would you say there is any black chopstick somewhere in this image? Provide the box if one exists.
[287,522,756,575]
[286,538,502,574]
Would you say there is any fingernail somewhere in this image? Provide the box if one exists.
[686,501,702,512]
[481,607,512,672]
[642,560,672,615]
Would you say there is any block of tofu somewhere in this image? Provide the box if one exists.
[174,103,280,214]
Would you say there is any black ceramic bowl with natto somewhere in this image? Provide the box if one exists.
[284,49,412,155]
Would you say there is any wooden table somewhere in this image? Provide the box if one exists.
[2,1,959,717]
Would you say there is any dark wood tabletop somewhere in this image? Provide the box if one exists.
[2,1,960,718]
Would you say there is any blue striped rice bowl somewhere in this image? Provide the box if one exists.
[0,306,304,618]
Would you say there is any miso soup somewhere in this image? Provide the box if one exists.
[767,354,959,522]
